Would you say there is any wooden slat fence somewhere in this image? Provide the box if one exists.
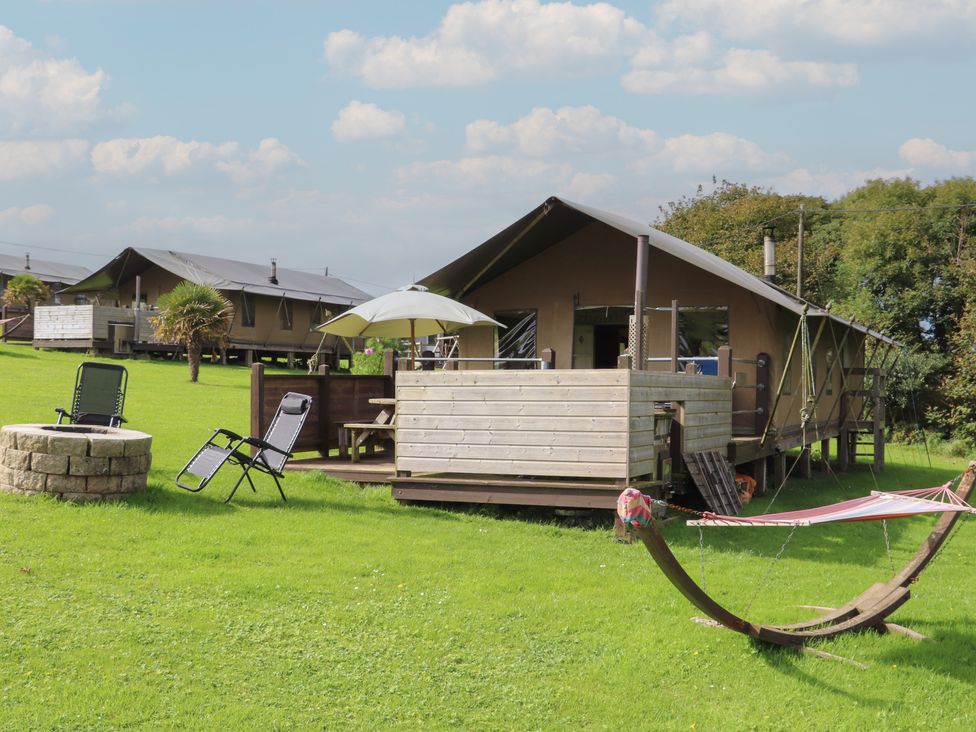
[249,363,391,454]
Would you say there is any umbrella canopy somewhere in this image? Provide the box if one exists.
[316,284,503,367]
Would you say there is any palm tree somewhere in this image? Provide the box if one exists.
[2,273,51,311]
[152,281,234,382]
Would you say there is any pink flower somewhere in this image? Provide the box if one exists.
[364,347,374,355]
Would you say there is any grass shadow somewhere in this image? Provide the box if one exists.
[875,624,976,686]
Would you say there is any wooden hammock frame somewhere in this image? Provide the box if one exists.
[632,461,976,647]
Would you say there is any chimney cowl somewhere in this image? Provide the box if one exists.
[269,258,278,285]
[762,226,776,283]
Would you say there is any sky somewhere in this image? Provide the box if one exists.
[1,0,974,295]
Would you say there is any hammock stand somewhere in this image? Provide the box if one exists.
[627,461,976,647]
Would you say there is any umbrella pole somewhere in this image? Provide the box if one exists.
[410,319,415,370]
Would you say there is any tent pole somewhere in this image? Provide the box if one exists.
[410,319,416,370]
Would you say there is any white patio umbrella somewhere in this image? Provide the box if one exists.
[316,284,503,368]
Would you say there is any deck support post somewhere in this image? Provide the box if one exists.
[245,349,254,367]
[752,457,767,495]
[772,451,786,489]
[798,447,812,479]
[837,392,850,472]
[287,351,295,369]
[220,347,228,365]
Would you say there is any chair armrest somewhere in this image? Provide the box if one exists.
[54,407,70,424]
[214,428,243,441]
[241,436,292,457]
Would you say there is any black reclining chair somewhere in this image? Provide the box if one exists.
[55,362,128,427]
[175,392,312,503]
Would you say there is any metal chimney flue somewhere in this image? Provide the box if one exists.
[25,253,31,271]
[762,226,776,282]
[269,258,278,285]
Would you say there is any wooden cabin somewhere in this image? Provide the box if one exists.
[269,198,897,512]
[391,197,896,506]
[32,247,371,365]
[0,253,90,342]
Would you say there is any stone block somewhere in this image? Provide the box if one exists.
[8,469,46,492]
[0,428,18,449]
[46,434,91,458]
[111,455,149,475]
[47,473,88,493]
[69,456,111,476]
[86,475,122,494]
[0,464,12,487]
[15,432,49,453]
[31,453,70,475]
[88,437,126,458]
[120,473,148,493]
[123,437,153,457]
[3,448,31,471]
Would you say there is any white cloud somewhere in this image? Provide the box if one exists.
[91,136,301,183]
[624,46,857,95]
[215,138,304,183]
[323,0,649,88]
[658,133,788,172]
[0,203,55,224]
[397,155,568,188]
[759,166,912,198]
[898,138,976,171]
[0,25,109,133]
[656,0,976,45]
[0,139,88,180]
[565,172,616,199]
[331,101,406,142]
[122,215,256,237]
[465,105,657,156]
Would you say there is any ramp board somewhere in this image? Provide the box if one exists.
[684,450,742,515]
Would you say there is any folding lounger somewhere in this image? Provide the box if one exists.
[55,361,128,427]
[175,392,312,504]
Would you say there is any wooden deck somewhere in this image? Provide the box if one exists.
[288,454,395,484]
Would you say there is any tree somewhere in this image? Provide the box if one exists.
[656,180,830,302]
[2,273,51,311]
[152,281,234,382]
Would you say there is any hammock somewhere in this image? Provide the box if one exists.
[618,481,975,529]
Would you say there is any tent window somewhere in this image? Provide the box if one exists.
[279,299,292,331]
[495,310,537,369]
[242,293,256,328]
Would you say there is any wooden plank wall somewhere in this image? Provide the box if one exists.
[632,371,733,453]
[33,305,96,340]
[249,364,390,454]
[396,370,635,479]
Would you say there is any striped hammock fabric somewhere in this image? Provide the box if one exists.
[688,482,975,527]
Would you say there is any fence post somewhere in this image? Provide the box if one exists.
[617,354,632,369]
[250,363,265,455]
[717,346,732,379]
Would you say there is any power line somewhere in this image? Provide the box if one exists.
[0,238,110,259]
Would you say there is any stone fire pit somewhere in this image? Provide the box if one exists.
[0,424,152,502]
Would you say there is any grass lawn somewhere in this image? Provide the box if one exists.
[1,342,974,730]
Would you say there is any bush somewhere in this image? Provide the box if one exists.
[350,337,398,375]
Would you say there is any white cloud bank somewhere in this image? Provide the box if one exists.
[899,137,976,171]
[0,25,109,133]
[91,136,302,182]
[332,101,406,141]
[656,0,976,45]
[324,0,647,87]
[0,203,55,224]
[0,139,88,180]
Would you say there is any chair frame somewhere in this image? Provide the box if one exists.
[175,392,311,504]
[55,361,128,428]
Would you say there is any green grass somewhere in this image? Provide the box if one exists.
[1,342,974,730]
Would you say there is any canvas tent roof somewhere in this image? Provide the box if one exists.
[64,247,371,305]
[0,253,90,285]
[421,196,898,346]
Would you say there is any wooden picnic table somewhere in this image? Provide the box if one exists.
[343,398,396,462]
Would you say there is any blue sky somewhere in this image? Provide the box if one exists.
[1,0,974,294]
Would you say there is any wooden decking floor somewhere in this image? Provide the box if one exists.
[289,454,395,484]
